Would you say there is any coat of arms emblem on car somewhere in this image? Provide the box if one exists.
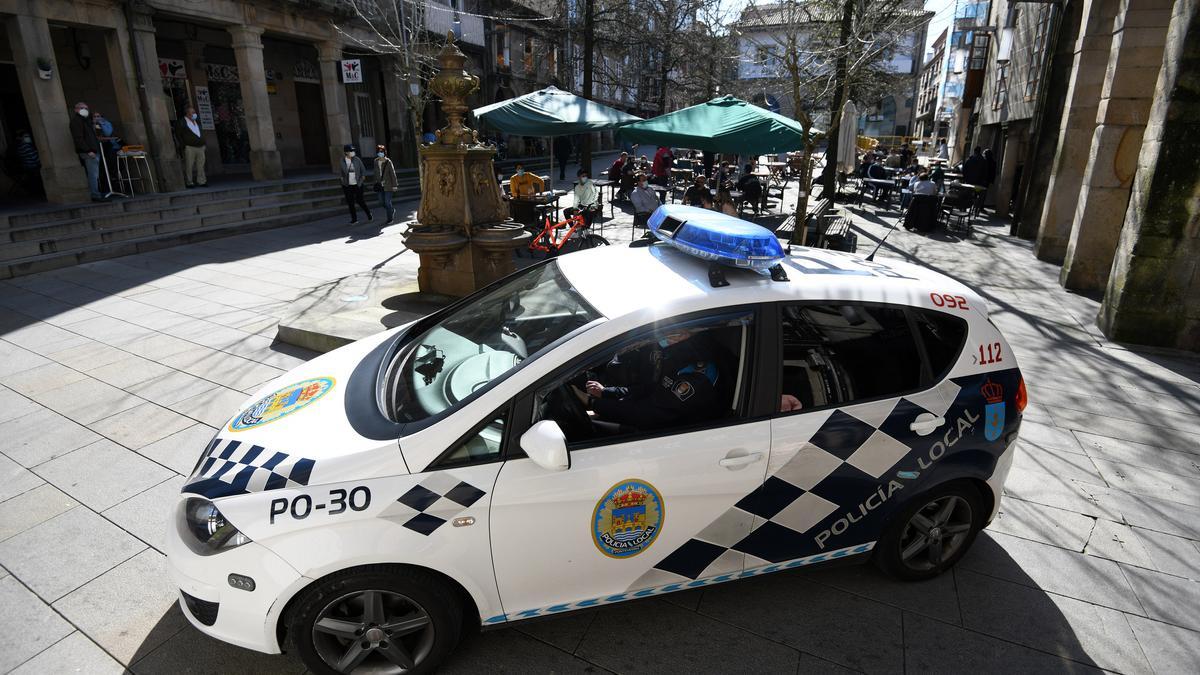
[229,377,335,431]
[592,480,664,558]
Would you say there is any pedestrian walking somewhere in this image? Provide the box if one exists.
[553,136,572,180]
[70,101,105,201]
[338,144,372,224]
[372,144,398,224]
[176,105,208,188]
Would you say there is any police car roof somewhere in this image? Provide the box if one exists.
[556,242,984,320]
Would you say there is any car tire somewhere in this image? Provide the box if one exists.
[288,565,463,675]
[874,481,984,582]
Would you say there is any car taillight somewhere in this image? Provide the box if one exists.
[1015,376,1028,413]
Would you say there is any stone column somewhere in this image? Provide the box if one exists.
[4,12,90,204]
[228,25,282,180]
[1060,0,1172,292]
[1098,0,1200,351]
[1036,0,1121,262]
[103,25,148,148]
[993,125,1023,218]
[127,6,184,192]
[318,41,352,172]
[380,56,415,166]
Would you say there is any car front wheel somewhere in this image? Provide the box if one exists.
[874,481,983,581]
[288,566,463,675]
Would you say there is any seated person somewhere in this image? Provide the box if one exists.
[713,160,736,187]
[630,173,661,230]
[617,155,637,200]
[607,152,628,182]
[582,328,721,432]
[509,163,545,198]
[570,168,600,228]
[736,163,763,212]
[713,183,737,216]
[866,161,887,180]
[683,175,713,208]
[911,172,938,195]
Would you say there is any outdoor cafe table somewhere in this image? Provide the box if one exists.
[864,178,898,205]
[592,178,621,217]
[509,189,567,227]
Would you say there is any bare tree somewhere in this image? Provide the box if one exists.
[735,0,930,241]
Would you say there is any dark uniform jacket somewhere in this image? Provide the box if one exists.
[176,117,206,148]
[592,339,721,431]
[70,114,101,155]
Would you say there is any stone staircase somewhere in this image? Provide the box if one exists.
[0,171,422,279]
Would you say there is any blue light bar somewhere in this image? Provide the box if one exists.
[648,204,785,271]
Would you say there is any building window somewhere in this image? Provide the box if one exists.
[524,36,535,74]
[1025,9,1052,99]
[970,33,989,71]
[992,62,1008,110]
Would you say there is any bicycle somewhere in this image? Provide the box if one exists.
[528,207,609,257]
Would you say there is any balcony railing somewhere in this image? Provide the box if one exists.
[425,2,485,46]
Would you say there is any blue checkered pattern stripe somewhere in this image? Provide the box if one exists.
[379,472,486,536]
[483,542,875,624]
[182,438,316,499]
[642,379,963,582]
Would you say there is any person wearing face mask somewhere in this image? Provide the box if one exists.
[372,145,398,224]
[338,144,373,224]
[570,168,600,228]
[629,173,660,233]
[508,162,544,199]
[14,130,40,172]
[175,105,207,188]
[70,101,105,201]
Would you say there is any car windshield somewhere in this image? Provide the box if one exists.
[387,261,601,423]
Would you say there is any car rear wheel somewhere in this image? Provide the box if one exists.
[288,566,462,675]
[874,482,983,581]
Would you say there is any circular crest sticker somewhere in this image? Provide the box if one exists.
[228,377,335,432]
[592,479,665,558]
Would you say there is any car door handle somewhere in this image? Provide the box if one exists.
[719,452,763,469]
[909,414,946,436]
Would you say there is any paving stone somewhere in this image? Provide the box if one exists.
[1015,419,1087,454]
[162,347,284,393]
[1133,526,1200,579]
[103,476,186,552]
[1012,440,1104,483]
[0,452,44,502]
[1001,467,1122,521]
[1,361,90,396]
[45,340,131,372]
[136,423,217,476]
[1048,407,1195,458]
[168,386,248,428]
[2,321,94,355]
[1125,614,1200,675]
[120,333,201,361]
[1091,457,1200,507]
[698,571,902,673]
[0,576,75,672]
[1120,564,1200,632]
[54,549,190,664]
[988,496,1096,551]
[0,407,103,467]
[803,562,962,625]
[129,625,307,674]
[9,631,125,675]
[1085,519,1155,569]
[85,355,177,389]
[0,507,144,601]
[1075,429,1200,478]
[579,598,801,674]
[89,401,195,450]
[960,531,1143,614]
[30,376,142,425]
[0,385,41,424]
[447,627,608,674]
[902,610,1104,673]
[35,438,173,511]
[0,484,79,543]
[125,370,220,407]
[955,569,1151,673]
[1100,485,1200,541]
[66,315,156,347]
[513,607,597,654]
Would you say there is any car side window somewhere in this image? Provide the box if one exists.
[911,309,967,379]
[533,312,754,446]
[779,303,924,411]
[432,410,508,468]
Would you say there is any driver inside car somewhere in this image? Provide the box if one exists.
[577,327,722,433]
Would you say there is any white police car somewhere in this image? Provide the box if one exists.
[167,205,1025,674]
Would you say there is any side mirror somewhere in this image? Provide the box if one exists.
[519,421,569,472]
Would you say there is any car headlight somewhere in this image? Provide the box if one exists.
[183,498,251,554]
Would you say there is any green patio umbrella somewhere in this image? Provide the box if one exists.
[616,95,820,155]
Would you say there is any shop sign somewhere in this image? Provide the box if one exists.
[294,60,320,83]
[341,59,362,84]
[159,58,186,80]
[194,86,217,130]
[206,63,240,83]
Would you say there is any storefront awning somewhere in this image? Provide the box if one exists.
[616,95,821,155]
[472,86,642,136]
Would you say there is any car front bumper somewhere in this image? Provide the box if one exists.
[165,509,308,654]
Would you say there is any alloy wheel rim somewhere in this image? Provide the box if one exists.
[898,495,973,572]
[311,589,435,674]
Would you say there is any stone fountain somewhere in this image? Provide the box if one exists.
[403,32,531,296]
